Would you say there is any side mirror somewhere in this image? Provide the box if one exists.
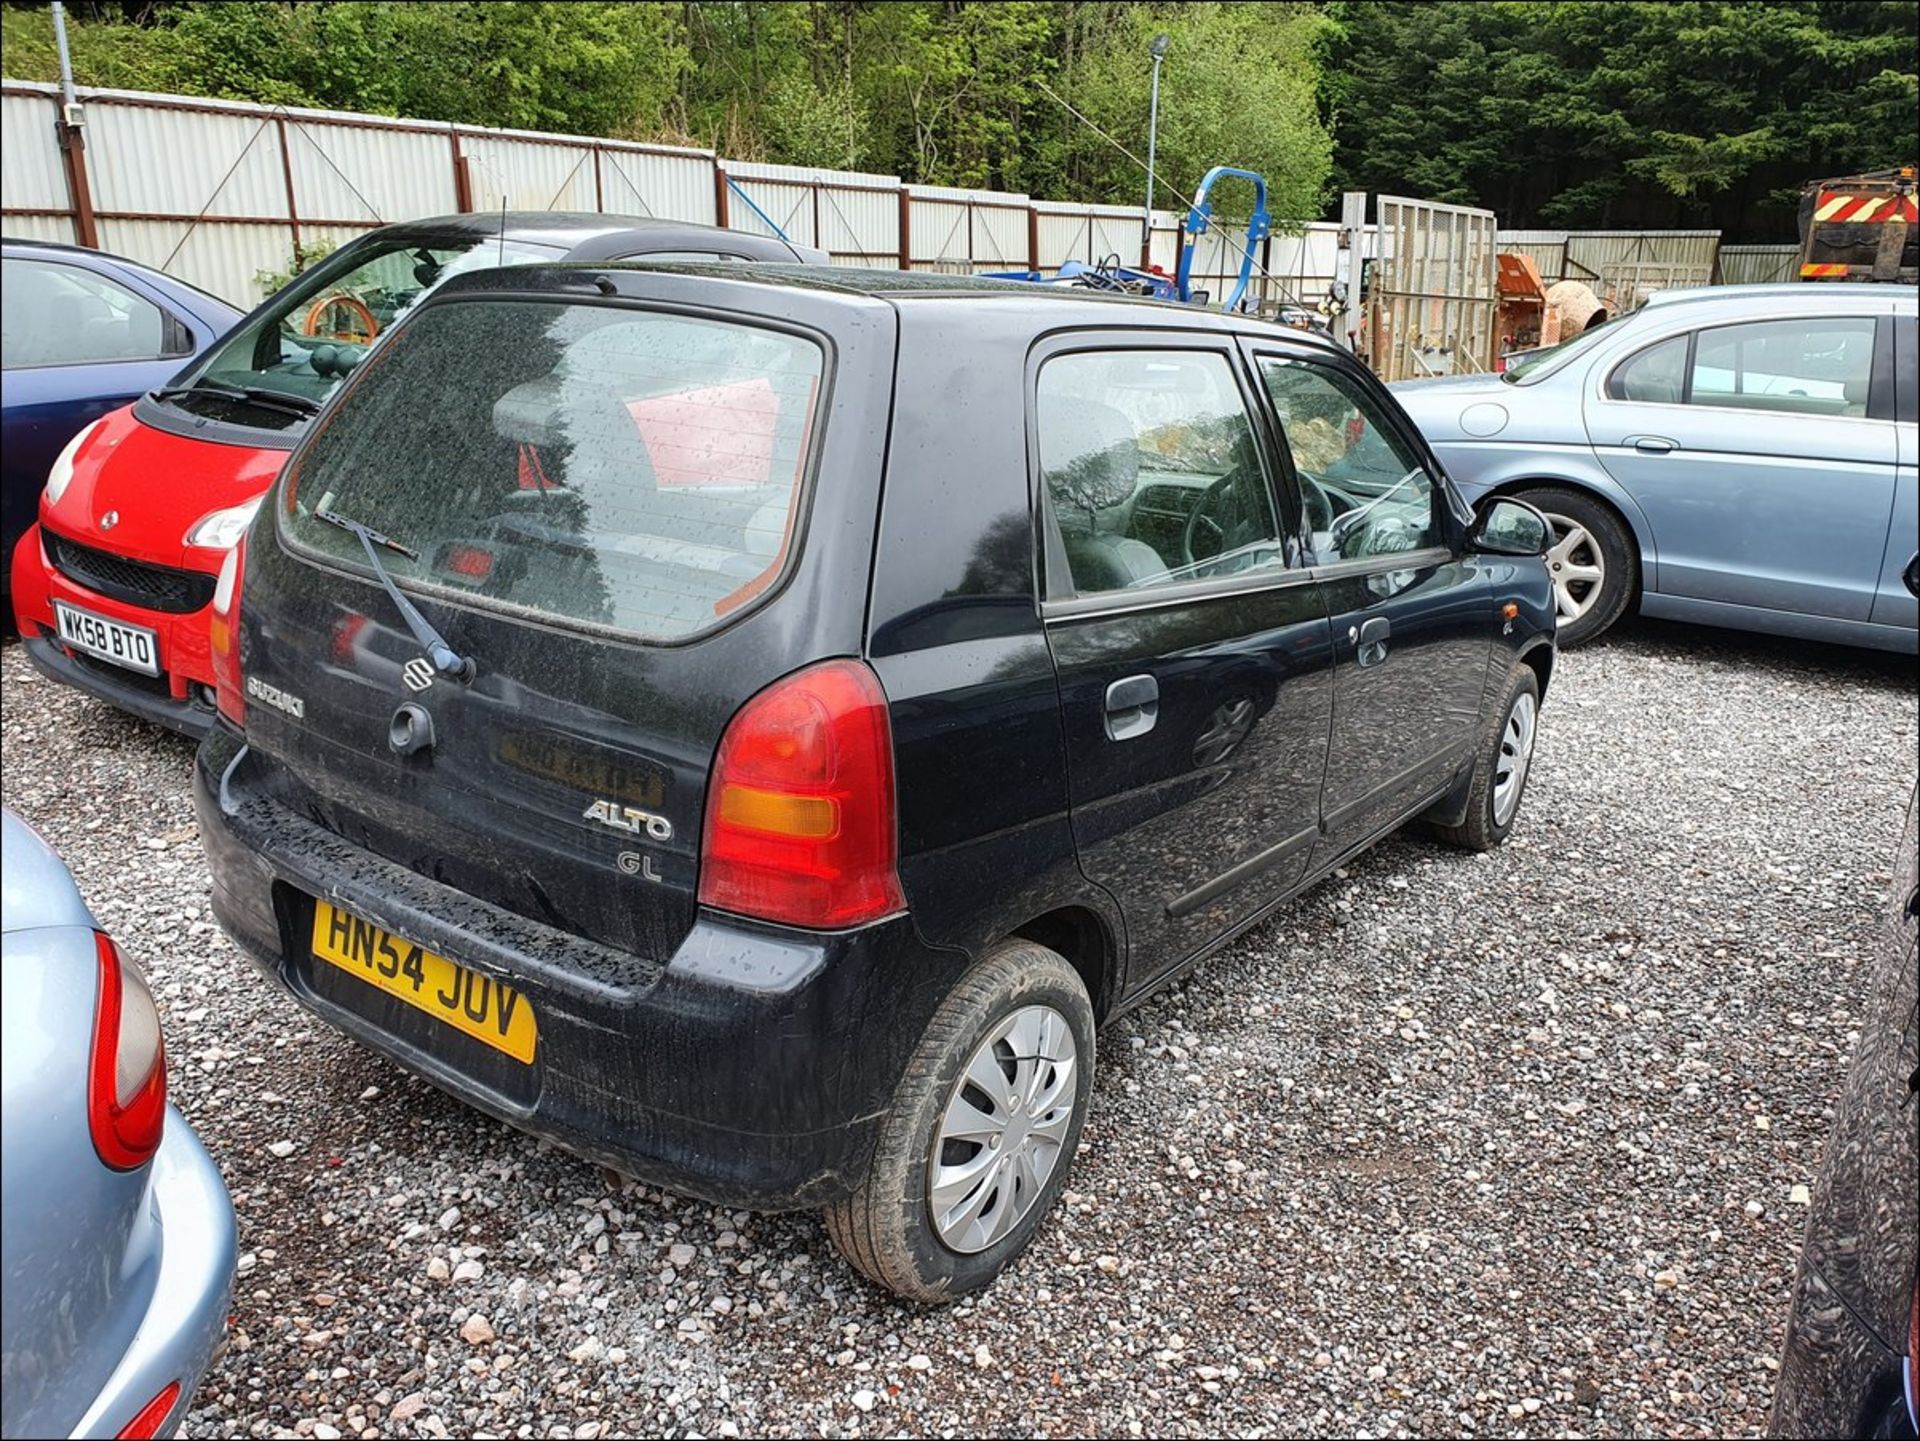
[1904,552,1918,599]
[1468,496,1551,557]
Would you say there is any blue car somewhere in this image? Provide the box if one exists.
[1,809,236,1439]
[1392,284,1917,652]
[0,239,240,609]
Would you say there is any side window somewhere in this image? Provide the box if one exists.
[1036,349,1288,598]
[1896,315,1916,426]
[0,257,175,369]
[1258,356,1439,565]
[1690,317,1876,418]
[1608,335,1688,403]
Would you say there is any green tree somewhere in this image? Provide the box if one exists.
[1323,1,1919,240]
[1069,3,1334,223]
[761,70,869,169]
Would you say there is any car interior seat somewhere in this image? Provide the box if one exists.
[1040,400,1168,592]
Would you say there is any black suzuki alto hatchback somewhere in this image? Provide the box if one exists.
[196,262,1556,1299]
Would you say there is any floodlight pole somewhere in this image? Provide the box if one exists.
[52,1,78,109]
[49,1,99,249]
[1141,34,1169,269]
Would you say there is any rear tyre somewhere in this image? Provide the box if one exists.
[1431,665,1540,852]
[824,940,1094,1303]
[1512,486,1636,646]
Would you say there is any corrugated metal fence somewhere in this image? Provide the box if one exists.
[1497,228,1722,308]
[3,79,1336,311]
[1716,243,1799,286]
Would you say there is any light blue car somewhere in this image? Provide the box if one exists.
[1,810,235,1439]
[1391,284,1917,651]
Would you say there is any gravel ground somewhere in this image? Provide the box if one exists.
[3,617,1915,1440]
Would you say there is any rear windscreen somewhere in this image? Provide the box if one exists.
[280,299,826,641]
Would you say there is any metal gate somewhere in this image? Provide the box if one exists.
[1366,195,1498,381]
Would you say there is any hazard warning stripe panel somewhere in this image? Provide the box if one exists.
[1816,192,1919,223]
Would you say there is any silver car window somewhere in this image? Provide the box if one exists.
[1607,335,1689,404]
[1501,312,1633,385]
[1689,317,1876,419]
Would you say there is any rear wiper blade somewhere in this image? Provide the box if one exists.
[151,382,319,418]
[313,509,474,684]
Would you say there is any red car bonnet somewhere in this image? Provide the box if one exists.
[46,405,288,571]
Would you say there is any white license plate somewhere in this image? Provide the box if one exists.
[53,602,160,677]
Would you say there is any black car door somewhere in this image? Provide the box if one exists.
[1035,333,1335,989]
[1242,342,1494,859]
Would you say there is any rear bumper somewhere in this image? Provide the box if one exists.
[10,523,219,737]
[73,1109,236,1440]
[194,728,970,1211]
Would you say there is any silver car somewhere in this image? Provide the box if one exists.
[1392,284,1917,651]
[1,809,235,1439]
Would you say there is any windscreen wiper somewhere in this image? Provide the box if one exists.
[313,509,474,684]
[151,382,320,419]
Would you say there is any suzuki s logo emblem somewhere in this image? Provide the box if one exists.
[402,657,435,692]
[98,511,119,532]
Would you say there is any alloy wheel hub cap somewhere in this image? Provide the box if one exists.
[927,1004,1077,1255]
[1493,691,1538,826]
[1543,512,1605,625]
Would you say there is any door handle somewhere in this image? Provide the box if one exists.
[1629,435,1678,455]
[1103,673,1159,741]
[1350,615,1391,667]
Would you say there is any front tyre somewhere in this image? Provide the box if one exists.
[1512,486,1636,646]
[824,940,1095,1302]
[1431,666,1541,852]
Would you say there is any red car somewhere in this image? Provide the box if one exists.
[10,212,819,735]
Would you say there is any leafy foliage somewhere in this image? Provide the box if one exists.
[1322,0,1919,238]
[6,1,1914,238]
[254,238,337,298]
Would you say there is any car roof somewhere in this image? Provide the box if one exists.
[2,235,108,258]
[1640,282,1911,313]
[2,235,243,318]
[431,259,1347,346]
[351,211,793,258]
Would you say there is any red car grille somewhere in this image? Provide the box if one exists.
[45,531,217,614]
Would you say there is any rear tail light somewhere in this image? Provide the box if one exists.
[1905,1279,1918,1432]
[115,1380,181,1439]
[328,611,371,666]
[209,540,245,727]
[88,931,167,1171]
[698,659,905,929]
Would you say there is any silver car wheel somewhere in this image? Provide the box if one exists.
[928,1004,1078,1255]
[1544,513,1606,626]
[1493,690,1538,827]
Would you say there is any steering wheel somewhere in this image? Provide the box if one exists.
[1300,472,1367,529]
[1182,471,1247,566]
[1298,472,1338,533]
[303,294,380,344]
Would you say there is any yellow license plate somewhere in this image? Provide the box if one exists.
[310,900,537,1064]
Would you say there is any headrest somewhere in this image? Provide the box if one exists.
[493,376,569,447]
[1041,400,1139,514]
[493,374,639,445]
